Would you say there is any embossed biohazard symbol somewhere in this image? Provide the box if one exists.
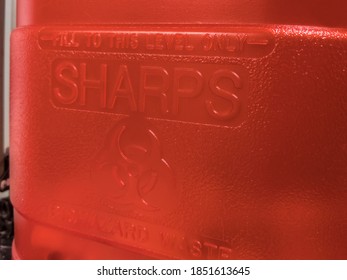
[93,115,176,212]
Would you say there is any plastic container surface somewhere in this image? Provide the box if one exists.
[11,0,347,259]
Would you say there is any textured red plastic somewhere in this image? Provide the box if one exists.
[11,0,347,259]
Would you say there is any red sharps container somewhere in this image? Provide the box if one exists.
[10,0,347,259]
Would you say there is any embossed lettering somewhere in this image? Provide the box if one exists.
[40,28,274,58]
[97,213,115,234]
[145,33,195,52]
[202,33,247,53]
[109,65,137,111]
[190,240,202,257]
[52,61,247,126]
[86,33,102,48]
[109,33,139,50]
[206,70,242,120]
[204,241,219,258]
[53,62,79,104]
[79,63,107,108]
[219,246,232,259]
[172,68,203,115]
[52,32,80,48]
[139,66,170,114]
[159,232,232,259]
[51,203,233,259]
